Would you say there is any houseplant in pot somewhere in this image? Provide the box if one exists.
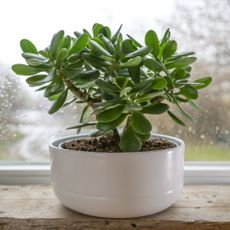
[12,23,212,218]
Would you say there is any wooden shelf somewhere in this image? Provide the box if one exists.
[0,185,230,229]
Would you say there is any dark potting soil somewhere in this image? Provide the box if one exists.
[61,135,177,152]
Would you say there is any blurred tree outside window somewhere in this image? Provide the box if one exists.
[0,0,229,162]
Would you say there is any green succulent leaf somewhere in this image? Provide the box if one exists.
[69,33,89,55]
[142,103,169,114]
[63,67,84,79]
[172,69,187,80]
[96,114,127,131]
[115,76,129,88]
[101,26,111,39]
[95,79,119,95]
[35,85,49,91]
[175,79,204,87]
[135,91,164,103]
[100,35,115,54]
[131,112,152,134]
[91,38,108,49]
[49,30,64,59]
[172,96,194,121]
[189,100,207,112]
[90,130,111,137]
[20,39,38,54]
[48,89,68,114]
[61,35,72,49]
[26,59,50,67]
[29,60,51,69]
[175,96,189,103]
[126,34,142,48]
[122,39,137,54]
[160,28,170,46]
[131,78,154,94]
[145,30,160,57]
[93,23,104,37]
[77,105,90,133]
[48,93,61,101]
[111,24,123,43]
[165,57,197,69]
[194,76,212,89]
[163,40,177,60]
[167,52,195,61]
[179,85,198,100]
[128,66,140,83]
[26,74,52,86]
[167,110,185,126]
[124,103,142,112]
[152,78,168,90]
[56,48,69,66]
[119,125,142,152]
[137,132,151,142]
[144,58,162,72]
[83,28,92,37]
[126,46,152,59]
[114,33,123,59]
[93,98,124,112]
[120,56,142,68]
[12,64,42,76]
[164,76,174,89]
[67,121,96,130]
[74,70,100,83]
[97,105,125,122]
[82,53,110,68]
[22,53,48,61]
[26,74,48,84]
[67,53,81,63]
[89,40,111,56]
[39,48,49,58]
[44,81,64,97]
[63,97,77,107]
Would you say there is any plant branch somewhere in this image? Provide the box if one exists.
[150,96,164,104]
[112,128,120,142]
[62,76,99,108]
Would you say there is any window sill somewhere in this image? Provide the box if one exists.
[0,162,230,184]
[0,185,229,229]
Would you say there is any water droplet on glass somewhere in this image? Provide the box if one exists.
[200,134,205,139]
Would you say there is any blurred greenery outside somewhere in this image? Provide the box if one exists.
[1,147,230,162]
[0,0,229,162]
[0,132,229,161]
[185,144,230,161]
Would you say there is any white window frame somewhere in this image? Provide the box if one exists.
[0,162,230,185]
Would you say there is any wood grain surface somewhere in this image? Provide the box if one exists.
[0,185,229,229]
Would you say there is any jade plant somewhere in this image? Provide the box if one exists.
[12,23,212,152]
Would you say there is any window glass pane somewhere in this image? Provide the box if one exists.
[0,0,229,162]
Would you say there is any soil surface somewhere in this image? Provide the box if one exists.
[61,135,177,152]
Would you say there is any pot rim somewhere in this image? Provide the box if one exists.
[49,133,184,156]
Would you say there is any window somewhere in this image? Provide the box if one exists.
[0,0,229,164]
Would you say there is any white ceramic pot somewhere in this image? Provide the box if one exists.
[49,134,184,218]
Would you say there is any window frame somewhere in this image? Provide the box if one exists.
[0,162,230,185]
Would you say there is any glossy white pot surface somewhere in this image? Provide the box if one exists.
[49,134,184,218]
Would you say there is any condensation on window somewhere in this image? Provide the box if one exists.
[0,0,229,161]
[0,68,80,161]
[155,0,230,160]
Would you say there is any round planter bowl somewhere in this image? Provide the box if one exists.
[49,134,184,218]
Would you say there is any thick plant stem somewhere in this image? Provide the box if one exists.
[124,115,132,130]
[150,96,164,105]
[113,128,120,142]
[120,115,132,139]
[62,76,98,108]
